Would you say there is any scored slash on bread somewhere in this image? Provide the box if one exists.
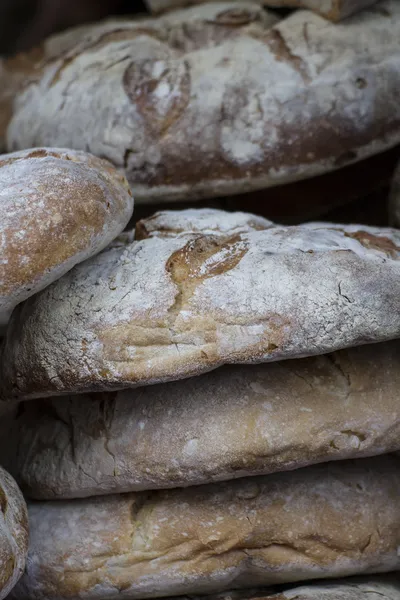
[0,1,399,203]
[1,209,400,402]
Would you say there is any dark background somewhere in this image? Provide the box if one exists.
[0,0,146,55]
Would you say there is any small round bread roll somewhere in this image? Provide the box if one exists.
[0,466,28,600]
[0,147,133,325]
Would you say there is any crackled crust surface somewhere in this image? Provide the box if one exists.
[2,213,400,400]
[10,456,400,600]
[2,340,400,499]
[172,577,400,600]
[1,1,400,202]
[0,147,133,325]
[2,211,400,401]
[0,467,28,600]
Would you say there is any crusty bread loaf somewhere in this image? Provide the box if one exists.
[135,208,274,239]
[9,456,400,600]
[146,0,378,21]
[2,210,400,401]
[1,1,400,203]
[0,467,28,600]
[2,340,400,499]
[0,147,133,325]
[170,577,400,600]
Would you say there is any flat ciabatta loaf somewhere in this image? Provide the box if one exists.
[9,456,400,600]
[2,340,400,499]
[170,577,400,600]
[0,467,28,600]
[2,1,400,203]
[0,147,133,326]
[146,0,378,21]
[2,210,400,401]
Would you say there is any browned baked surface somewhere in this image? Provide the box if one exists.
[1,1,399,204]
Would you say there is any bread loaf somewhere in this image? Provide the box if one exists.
[1,1,400,203]
[2,210,400,401]
[9,456,400,600]
[0,467,28,600]
[146,0,378,21]
[2,340,400,499]
[0,147,133,325]
[170,577,400,600]
[135,208,274,239]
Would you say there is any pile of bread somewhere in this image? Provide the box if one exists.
[0,0,400,599]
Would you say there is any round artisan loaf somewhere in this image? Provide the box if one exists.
[0,467,28,600]
[146,0,378,21]
[0,147,133,325]
[1,0,400,203]
[170,577,400,600]
[1,340,400,499]
[9,456,400,600]
[2,209,400,401]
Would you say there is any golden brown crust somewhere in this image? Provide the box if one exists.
[0,147,133,325]
[9,456,400,599]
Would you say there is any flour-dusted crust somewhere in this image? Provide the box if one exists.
[172,577,400,600]
[0,147,133,325]
[2,1,400,203]
[9,456,400,600]
[0,467,28,600]
[135,208,274,239]
[146,0,378,21]
[2,340,400,499]
[2,212,400,401]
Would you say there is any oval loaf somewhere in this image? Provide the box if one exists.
[9,456,400,599]
[0,147,133,325]
[1,1,400,202]
[1,340,400,499]
[2,210,400,401]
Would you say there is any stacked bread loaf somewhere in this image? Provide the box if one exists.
[0,0,399,598]
[0,205,399,598]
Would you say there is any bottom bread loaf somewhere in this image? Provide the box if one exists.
[174,577,400,600]
[10,455,400,599]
